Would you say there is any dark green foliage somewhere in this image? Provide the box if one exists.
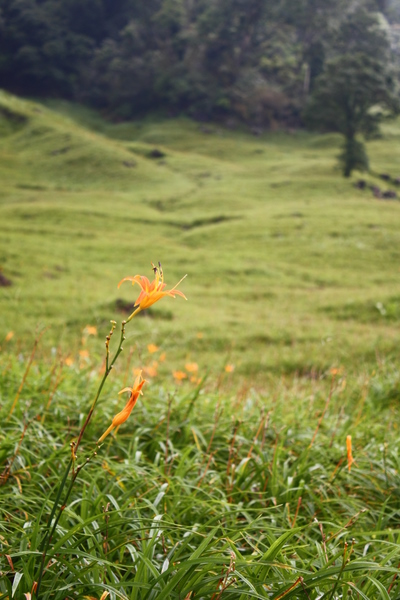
[339,138,369,177]
[1,353,400,598]
[278,0,348,89]
[0,0,95,95]
[1,0,398,128]
[306,52,398,137]
[386,0,400,22]
[305,9,399,176]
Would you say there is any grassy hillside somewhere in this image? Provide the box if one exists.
[1,91,400,381]
[1,92,400,600]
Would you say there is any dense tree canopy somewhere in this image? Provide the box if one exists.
[305,7,399,175]
[0,0,399,128]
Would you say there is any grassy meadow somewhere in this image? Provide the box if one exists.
[1,90,400,599]
[1,90,400,378]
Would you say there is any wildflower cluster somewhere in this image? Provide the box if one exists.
[34,262,186,599]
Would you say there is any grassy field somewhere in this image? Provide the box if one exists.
[1,91,400,599]
[1,345,400,599]
[1,90,400,380]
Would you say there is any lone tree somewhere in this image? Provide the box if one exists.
[305,9,399,177]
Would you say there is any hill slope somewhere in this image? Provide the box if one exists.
[1,91,400,380]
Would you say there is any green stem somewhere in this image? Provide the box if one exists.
[35,321,126,599]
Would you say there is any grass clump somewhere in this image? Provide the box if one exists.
[1,341,400,599]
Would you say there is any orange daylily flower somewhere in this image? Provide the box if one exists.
[173,370,187,381]
[147,343,159,353]
[144,364,158,378]
[5,331,14,342]
[346,435,354,472]
[118,262,187,321]
[185,362,198,373]
[81,325,98,346]
[98,373,146,443]
[84,325,97,336]
[225,364,235,373]
[330,367,343,376]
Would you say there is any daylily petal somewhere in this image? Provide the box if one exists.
[168,290,187,299]
[98,374,146,443]
[139,275,152,290]
[135,290,149,306]
[118,387,133,395]
[118,275,143,289]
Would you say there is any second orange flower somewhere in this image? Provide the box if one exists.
[98,372,146,443]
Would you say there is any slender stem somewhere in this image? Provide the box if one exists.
[38,456,74,553]
[75,321,126,456]
[35,321,126,598]
[35,456,73,595]
[36,446,100,597]
[7,331,43,419]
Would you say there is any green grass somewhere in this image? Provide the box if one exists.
[1,91,400,380]
[1,92,400,597]
[1,351,400,599]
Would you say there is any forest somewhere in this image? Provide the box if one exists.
[1,0,400,130]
